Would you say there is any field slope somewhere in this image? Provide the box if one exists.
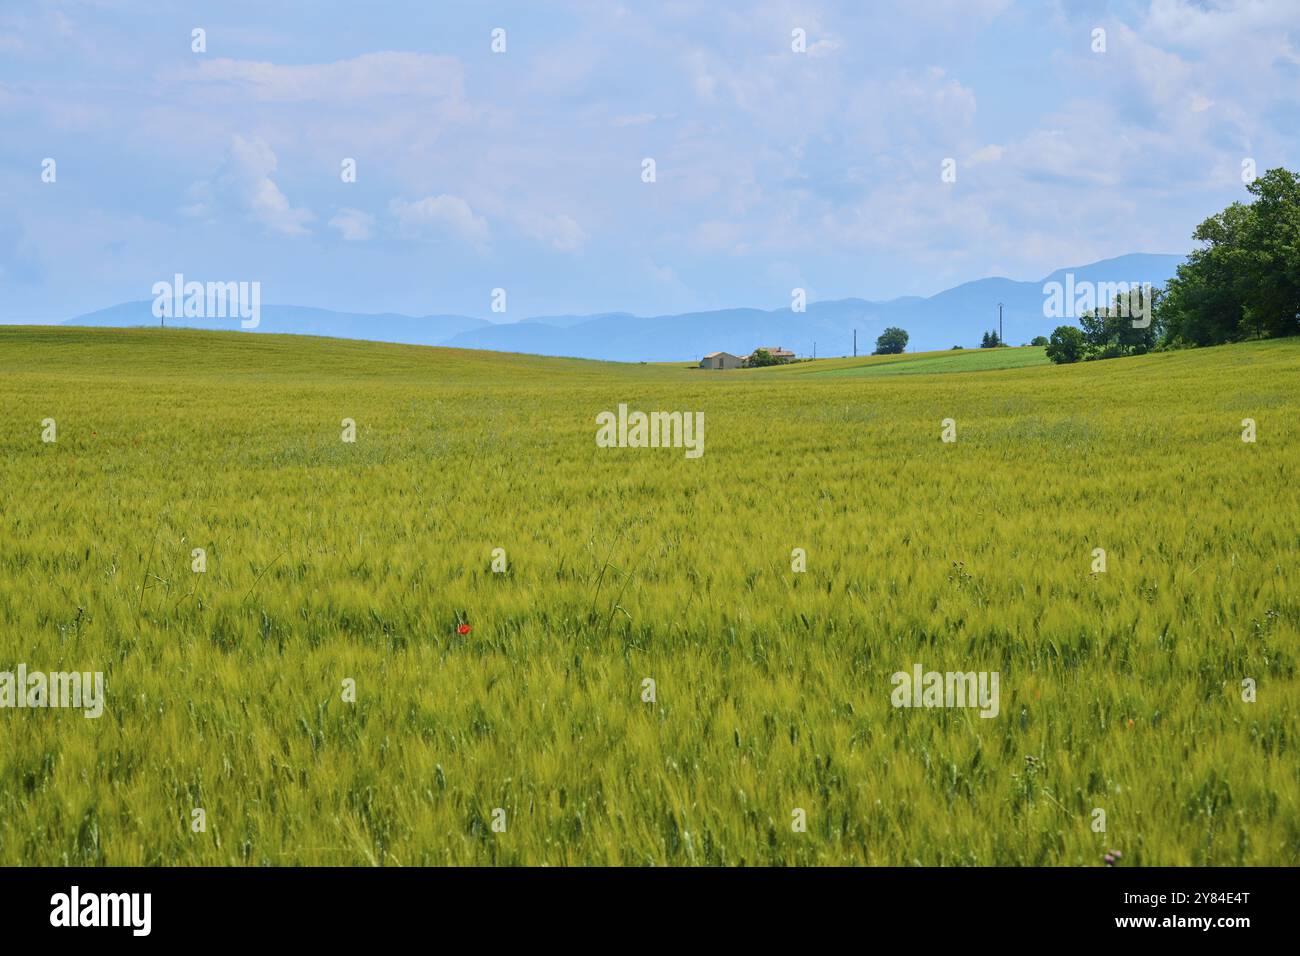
[0,327,1297,865]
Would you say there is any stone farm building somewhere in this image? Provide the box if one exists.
[699,351,744,370]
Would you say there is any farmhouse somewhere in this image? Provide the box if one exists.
[749,346,796,364]
[699,351,743,370]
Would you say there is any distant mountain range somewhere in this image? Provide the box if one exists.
[65,253,1185,362]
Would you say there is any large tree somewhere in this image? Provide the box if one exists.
[873,327,908,354]
[1045,325,1085,364]
[1159,168,1300,346]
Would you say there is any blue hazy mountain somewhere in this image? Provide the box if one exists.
[441,253,1184,359]
[66,253,1184,361]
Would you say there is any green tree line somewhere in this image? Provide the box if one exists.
[1046,167,1300,364]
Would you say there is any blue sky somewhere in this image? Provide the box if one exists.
[1,0,1297,322]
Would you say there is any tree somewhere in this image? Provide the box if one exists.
[1159,168,1300,346]
[951,344,964,350]
[1239,168,1300,339]
[980,330,1004,348]
[1045,325,1086,364]
[873,327,909,354]
[747,348,779,367]
[1076,285,1161,359]
[1030,335,1049,347]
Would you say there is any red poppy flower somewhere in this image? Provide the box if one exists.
[457,623,471,635]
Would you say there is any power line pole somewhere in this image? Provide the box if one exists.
[853,329,857,357]
[998,302,1004,346]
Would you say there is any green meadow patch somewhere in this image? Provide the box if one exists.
[759,346,1051,378]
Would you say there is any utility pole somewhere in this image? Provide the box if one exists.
[998,303,1004,346]
[853,329,857,357]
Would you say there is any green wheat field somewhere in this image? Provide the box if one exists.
[1,326,1297,866]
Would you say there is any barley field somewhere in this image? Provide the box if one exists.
[0,326,1296,866]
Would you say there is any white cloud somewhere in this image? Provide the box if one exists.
[645,259,679,284]
[1143,0,1300,51]
[805,36,842,58]
[175,52,469,109]
[390,195,489,249]
[517,212,587,252]
[182,135,313,236]
[966,145,1005,167]
[329,208,376,241]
